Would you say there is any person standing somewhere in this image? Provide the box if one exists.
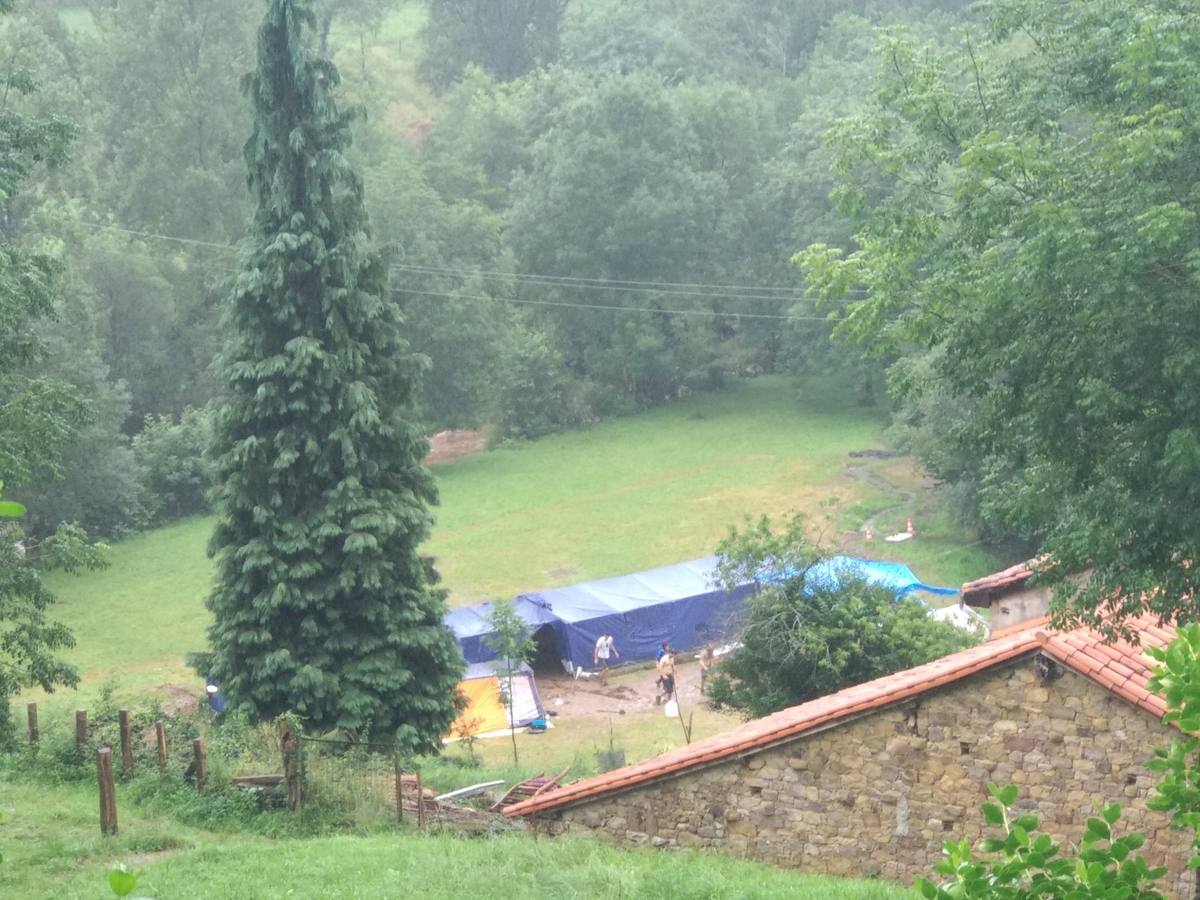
[698,644,714,692]
[593,632,619,684]
[656,648,676,705]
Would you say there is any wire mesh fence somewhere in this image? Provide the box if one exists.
[297,736,517,831]
[299,737,408,826]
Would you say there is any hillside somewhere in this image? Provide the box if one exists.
[0,776,910,900]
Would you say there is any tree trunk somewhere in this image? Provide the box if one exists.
[319,11,334,56]
[508,672,519,765]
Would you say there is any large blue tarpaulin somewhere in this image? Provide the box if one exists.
[796,555,958,602]
[443,598,559,667]
[444,555,955,671]
[445,557,753,670]
[521,556,756,670]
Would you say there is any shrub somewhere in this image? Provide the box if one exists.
[918,783,1166,899]
[708,514,977,718]
[132,406,214,524]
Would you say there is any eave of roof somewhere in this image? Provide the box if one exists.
[960,560,1036,607]
[507,615,1174,819]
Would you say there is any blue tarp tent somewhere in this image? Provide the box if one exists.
[444,557,754,671]
[521,556,756,671]
[443,555,954,673]
[443,598,559,667]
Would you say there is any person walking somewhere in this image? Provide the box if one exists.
[593,632,619,684]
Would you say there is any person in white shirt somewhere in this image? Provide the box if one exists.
[593,632,619,684]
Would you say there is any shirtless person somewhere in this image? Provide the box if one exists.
[656,648,676,705]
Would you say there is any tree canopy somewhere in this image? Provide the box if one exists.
[708,516,978,718]
[800,0,1200,631]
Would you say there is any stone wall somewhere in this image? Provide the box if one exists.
[532,658,1195,898]
[987,585,1052,630]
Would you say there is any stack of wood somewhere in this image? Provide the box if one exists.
[488,766,570,813]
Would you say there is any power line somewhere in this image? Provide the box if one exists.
[69,219,867,313]
[75,220,239,252]
[392,286,835,322]
[388,261,805,295]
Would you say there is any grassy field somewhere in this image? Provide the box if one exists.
[0,774,911,900]
[35,375,999,714]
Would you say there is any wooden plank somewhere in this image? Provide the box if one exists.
[155,720,167,770]
[75,709,87,748]
[416,769,425,830]
[96,747,117,836]
[118,709,133,780]
[279,719,301,812]
[26,701,37,745]
[232,774,285,788]
[531,765,571,798]
[192,737,207,791]
[394,750,404,825]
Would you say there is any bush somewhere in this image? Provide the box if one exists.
[707,514,978,718]
[918,783,1166,899]
[132,405,214,524]
[488,329,574,441]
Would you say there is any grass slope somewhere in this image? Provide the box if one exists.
[38,376,998,710]
[0,777,910,900]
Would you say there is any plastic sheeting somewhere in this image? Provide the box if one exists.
[444,557,753,670]
[443,599,558,666]
[764,555,958,601]
[521,556,755,670]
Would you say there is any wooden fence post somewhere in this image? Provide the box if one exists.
[192,737,207,791]
[279,718,301,812]
[26,701,37,745]
[118,709,133,780]
[394,750,404,824]
[155,720,167,770]
[75,709,88,748]
[96,747,118,836]
[415,768,425,831]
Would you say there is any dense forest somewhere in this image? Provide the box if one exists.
[5,0,978,542]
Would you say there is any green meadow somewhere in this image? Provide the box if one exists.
[37,376,998,710]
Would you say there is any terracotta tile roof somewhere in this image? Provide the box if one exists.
[961,560,1036,607]
[506,615,1175,819]
[1037,615,1171,719]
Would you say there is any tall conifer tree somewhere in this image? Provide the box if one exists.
[205,0,462,751]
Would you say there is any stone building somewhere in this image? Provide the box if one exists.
[508,612,1195,897]
[960,560,1048,630]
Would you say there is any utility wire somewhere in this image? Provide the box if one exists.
[104,245,833,323]
[71,219,868,311]
[388,261,805,294]
[393,286,835,322]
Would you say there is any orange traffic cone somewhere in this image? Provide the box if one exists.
[865,525,874,542]
[906,518,915,536]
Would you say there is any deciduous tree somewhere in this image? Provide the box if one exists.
[708,515,977,717]
[800,0,1200,631]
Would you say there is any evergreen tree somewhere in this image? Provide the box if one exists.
[204,0,463,752]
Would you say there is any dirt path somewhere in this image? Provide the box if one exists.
[425,429,487,465]
[843,449,919,538]
[537,657,709,721]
